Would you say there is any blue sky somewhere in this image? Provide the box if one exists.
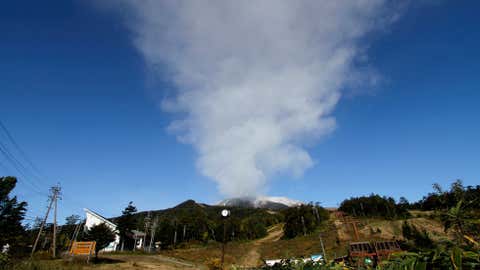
[1,1,479,223]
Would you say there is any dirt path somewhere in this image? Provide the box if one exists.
[101,254,204,270]
[239,224,284,267]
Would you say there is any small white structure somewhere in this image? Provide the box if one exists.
[83,208,146,252]
[84,208,120,252]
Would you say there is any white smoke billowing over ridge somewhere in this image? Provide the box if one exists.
[115,1,399,197]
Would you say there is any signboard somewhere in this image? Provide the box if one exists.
[70,241,96,262]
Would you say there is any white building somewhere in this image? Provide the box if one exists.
[83,208,146,252]
[83,208,120,252]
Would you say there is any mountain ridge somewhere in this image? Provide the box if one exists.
[218,196,303,210]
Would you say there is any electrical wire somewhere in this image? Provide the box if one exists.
[0,120,47,180]
[0,120,87,221]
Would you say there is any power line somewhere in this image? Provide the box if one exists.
[0,120,47,180]
[0,121,87,219]
[0,142,45,193]
[0,137,48,187]
[0,121,50,196]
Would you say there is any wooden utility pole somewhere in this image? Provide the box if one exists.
[31,185,60,258]
[143,212,151,251]
[52,185,61,258]
[68,220,83,253]
[53,192,57,258]
[149,217,158,252]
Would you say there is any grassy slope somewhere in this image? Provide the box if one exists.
[161,210,453,267]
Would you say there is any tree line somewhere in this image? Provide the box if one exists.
[338,194,410,219]
[124,199,282,248]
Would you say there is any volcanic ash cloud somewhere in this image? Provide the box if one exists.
[116,1,399,197]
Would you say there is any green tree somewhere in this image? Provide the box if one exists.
[116,201,137,250]
[283,204,328,239]
[0,176,27,250]
[442,200,470,244]
[84,223,116,259]
[338,194,409,219]
[450,179,465,202]
[402,221,434,250]
[65,214,80,225]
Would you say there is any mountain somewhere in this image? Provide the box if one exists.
[108,199,284,247]
[218,196,303,210]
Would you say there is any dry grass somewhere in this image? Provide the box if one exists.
[357,217,453,242]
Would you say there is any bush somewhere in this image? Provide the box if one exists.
[401,221,434,250]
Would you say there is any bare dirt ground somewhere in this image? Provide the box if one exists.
[239,224,284,267]
[97,254,204,270]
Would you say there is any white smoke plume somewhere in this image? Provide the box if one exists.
[113,1,400,197]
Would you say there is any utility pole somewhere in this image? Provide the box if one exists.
[53,194,57,258]
[52,185,61,258]
[220,209,230,269]
[31,185,60,258]
[143,212,151,251]
[149,217,158,252]
[68,220,84,253]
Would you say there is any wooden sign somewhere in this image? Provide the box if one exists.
[70,241,96,262]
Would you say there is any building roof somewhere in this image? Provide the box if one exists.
[83,208,117,228]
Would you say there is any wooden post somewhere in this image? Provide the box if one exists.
[53,194,57,258]
[31,186,60,258]
[343,218,360,241]
[31,197,54,257]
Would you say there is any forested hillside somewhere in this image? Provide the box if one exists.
[114,200,282,247]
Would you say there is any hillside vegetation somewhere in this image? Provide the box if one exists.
[119,199,283,247]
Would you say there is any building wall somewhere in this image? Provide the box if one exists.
[84,210,120,252]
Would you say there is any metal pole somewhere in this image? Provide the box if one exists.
[220,209,230,269]
[221,219,226,268]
